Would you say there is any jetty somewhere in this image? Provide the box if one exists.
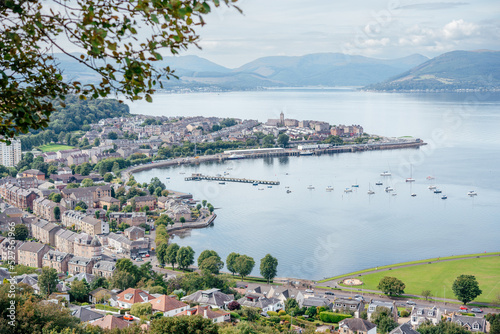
[185,174,280,185]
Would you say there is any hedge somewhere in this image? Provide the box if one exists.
[95,305,119,312]
[319,312,352,323]
[267,311,279,317]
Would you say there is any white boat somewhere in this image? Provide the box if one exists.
[411,193,417,197]
[375,181,383,186]
[300,150,314,156]
[326,186,334,192]
[344,188,353,193]
[367,190,375,195]
[258,187,264,190]
[441,195,448,200]
[405,178,415,182]
[227,154,244,160]
[406,165,415,182]
[307,185,315,190]
[467,191,478,196]
[380,171,392,176]
[428,185,436,190]
[426,176,435,180]
[385,187,394,192]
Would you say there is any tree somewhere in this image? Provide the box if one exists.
[111,270,136,290]
[81,178,94,187]
[371,306,397,334]
[75,201,88,209]
[199,256,224,275]
[285,298,299,315]
[176,246,195,270]
[260,254,278,284]
[234,254,255,281]
[227,301,241,311]
[108,132,118,140]
[419,321,474,334]
[179,216,186,224]
[104,173,113,182]
[197,250,221,267]
[39,267,58,296]
[226,252,240,276]
[48,192,62,203]
[452,274,482,305]
[305,306,317,318]
[0,0,240,141]
[377,276,406,296]
[131,302,152,317]
[277,133,289,147]
[13,224,29,241]
[202,200,207,208]
[156,242,169,266]
[485,313,500,334]
[69,279,90,302]
[422,290,433,301]
[166,243,180,269]
[150,315,219,334]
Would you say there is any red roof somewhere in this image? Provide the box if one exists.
[149,294,188,312]
[175,305,229,320]
[116,288,155,305]
[92,315,131,330]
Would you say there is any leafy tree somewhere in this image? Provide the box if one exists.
[263,134,276,147]
[259,254,278,284]
[305,306,317,318]
[176,246,195,271]
[226,252,240,276]
[234,255,255,281]
[69,279,90,302]
[485,313,500,334]
[452,274,482,305]
[75,201,88,209]
[202,200,207,208]
[371,306,397,334]
[419,321,474,334]
[180,216,186,224]
[156,242,169,266]
[107,132,118,140]
[150,315,219,334]
[81,178,94,187]
[165,243,180,269]
[48,192,62,203]
[131,302,152,317]
[285,298,299,315]
[196,204,202,210]
[90,277,109,291]
[13,224,29,241]
[39,267,58,296]
[111,270,136,290]
[103,173,113,182]
[422,290,433,301]
[199,256,224,275]
[197,250,221,267]
[277,133,289,147]
[377,276,406,296]
[227,301,241,311]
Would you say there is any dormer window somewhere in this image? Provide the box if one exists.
[473,323,479,330]
[417,310,423,315]
[428,311,434,316]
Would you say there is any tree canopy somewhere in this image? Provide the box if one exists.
[259,254,278,284]
[452,274,482,305]
[233,254,255,281]
[377,276,406,296]
[0,0,240,140]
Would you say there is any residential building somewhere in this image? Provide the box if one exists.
[105,232,149,257]
[333,297,365,317]
[410,306,441,327]
[68,256,95,275]
[127,195,156,210]
[33,198,60,222]
[62,210,108,235]
[124,226,145,241]
[17,241,50,268]
[451,314,487,333]
[175,305,230,323]
[60,185,112,209]
[54,229,78,254]
[338,318,377,334]
[21,169,46,180]
[181,288,234,310]
[56,149,81,160]
[92,260,116,278]
[97,196,120,210]
[108,212,147,226]
[237,294,284,313]
[367,301,398,321]
[67,153,90,166]
[69,305,104,323]
[65,272,96,284]
[115,288,155,309]
[91,315,132,330]
[0,139,22,167]
[0,239,24,264]
[149,294,189,317]
[42,250,73,273]
[266,286,299,303]
[390,322,421,334]
[31,220,61,246]
[89,287,117,304]
[74,233,102,259]
[0,183,39,210]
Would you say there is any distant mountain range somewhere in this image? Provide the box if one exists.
[54,50,500,92]
[365,50,500,91]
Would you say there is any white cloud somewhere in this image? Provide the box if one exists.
[442,19,479,39]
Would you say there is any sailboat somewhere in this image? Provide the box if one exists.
[406,165,415,182]
[380,171,392,176]
[367,183,375,195]
[326,186,334,192]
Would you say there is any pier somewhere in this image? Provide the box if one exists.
[185,174,280,185]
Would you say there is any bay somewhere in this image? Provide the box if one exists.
[129,89,500,280]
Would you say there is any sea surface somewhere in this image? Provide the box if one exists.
[128,89,500,280]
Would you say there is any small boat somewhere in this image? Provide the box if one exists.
[385,187,394,192]
[258,187,264,190]
[467,191,478,196]
[434,189,442,194]
[285,186,290,188]
[307,185,315,190]
[300,150,314,156]
[367,190,375,195]
[227,167,233,170]
[426,176,435,180]
[405,178,415,182]
[441,195,448,200]
[285,173,289,175]
[344,188,353,193]
[352,184,359,188]
[267,185,272,188]
[286,190,292,193]
[406,165,415,182]
[166,177,170,179]
[375,181,383,186]
[380,171,392,176]
[428,185,436,190]
[326,186,334,192]
[179,172,185,175]
[411,193,417,197]
[219,182,225,185]
[392,193,398,196]
[253,182,259,186]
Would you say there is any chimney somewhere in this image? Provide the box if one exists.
[204,308,208,318]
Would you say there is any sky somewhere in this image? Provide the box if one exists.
[178,0,500,68]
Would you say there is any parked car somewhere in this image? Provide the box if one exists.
[460,306,468,311]
[471,308,483,313]
[406,300,417,305]
[136,258,143,262]
[123,315,133,321]
[305,289,314,293]
[145,254,150,258]
[324,291,335,296]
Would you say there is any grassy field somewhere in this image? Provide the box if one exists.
[38,144,75,152]
[355,257,500,304]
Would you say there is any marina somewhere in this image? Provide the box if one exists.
[185,173,280,185]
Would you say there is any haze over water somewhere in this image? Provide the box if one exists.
[130,89,500,280]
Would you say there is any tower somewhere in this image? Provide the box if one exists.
[280,111,284,126]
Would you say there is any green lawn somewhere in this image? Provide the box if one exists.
[356,257,500,304]
[38,144,75,152]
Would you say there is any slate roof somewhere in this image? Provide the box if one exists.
[339,318,377,332]
[451,314,487,332]
[237,295,282,309]
[70,306,104,322]
[0,268,11,281]
[65,272,96,283]
[18,241,47,253]
[181,288,234,308]
[390,322,421,334]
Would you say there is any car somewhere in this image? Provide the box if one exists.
[406,300,417,305]
[145,254,150,257]
[324,291,335,296]
[123,315,133,321]
[305,289,314,293]
[460,306,468,311]
[354,295,364,301]
[136,258,143,262]
[471,308,483,313]
[111,254,116,258]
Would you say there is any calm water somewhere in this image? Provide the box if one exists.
[129,89,500,280]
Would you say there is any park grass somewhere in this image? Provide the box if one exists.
[38,144,75,152]
[354,257,500,304]
[317,252,500,283]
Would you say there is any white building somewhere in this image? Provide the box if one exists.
[0,139,22,167]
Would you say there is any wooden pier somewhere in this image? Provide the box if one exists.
[185,174,280,185]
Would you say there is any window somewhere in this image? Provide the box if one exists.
[473,323,479,330]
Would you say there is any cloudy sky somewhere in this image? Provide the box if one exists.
[180,0,500,68]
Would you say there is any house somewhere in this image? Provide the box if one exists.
[54,229,78,254]
[31,220,62,246]
[21,169,45,180]
[105,232,149,257]
[91,315,132,330]
[237,293,284,313]
[367,300,398,321]
[61,210,109,235]
[68,256,95,275]
[124,226,145,241]
[67,153,90,166]
[13,273,40,293]
[266,286,299,303]
[33,198,60,222]
[17,241,50,268]
[65,272,96,284]
[108,212,147,226]
[69,305,104,323]
[73,233,102,259]
[410,306,441,327]
[333,297,365,317]
[127,195,156,210]
[451,314,487,333]
[89,287,117,304]
[92,260,116,278]
[97,196,120,210]
[60,185,112,209]
[42,250,73,273]
[115,288,155,309]
[338,318,377,334]
[175,305,230,323]
[181,288,234,310]
[149,294,189,317]
[299,296,333,310]
[0,267,11,282]
[0,184,39,210]
[0,238,24,264]
[390,322,421,334]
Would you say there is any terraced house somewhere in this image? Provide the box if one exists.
[0,183,39,210]
[92,260,116,278]
[74,233,102,259]
[62,210,109,235]
[60,185,112,210]
[33,198,60,222]
[17,241,50,268]
[42,250,73,273]
[31,220,61,246]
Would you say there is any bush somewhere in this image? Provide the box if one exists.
[400,309,410,317]
[267,311,278,317]
[230,312,241,320]
[319,312,352,323]
[269,316,280,324]
[119,308,131,315]
[461,313,476,317]
[278,310,286,316]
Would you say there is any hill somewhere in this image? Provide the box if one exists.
[365,50,500,91]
